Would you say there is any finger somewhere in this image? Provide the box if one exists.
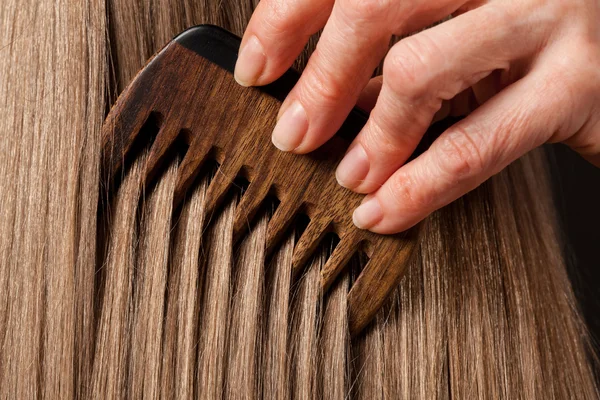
[335,3,551,193]
[352,69,571,234]
[271,0,469,154]
[234,0,333,87]
[270,0,392,153]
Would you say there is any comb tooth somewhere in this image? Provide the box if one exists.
[173,138,213,205]
[320,235,360,292]
[265,198,303,256]
[232,180,272,244]
[102,105,152,182]
[204,162,240,220]
[143,124,180,184]
[291,217,332,276]
[347,238,418,336]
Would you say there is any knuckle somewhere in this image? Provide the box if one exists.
[541,0,577,24]
[362,117,404,155]
[548,42,600,140]
[569,44,600,99]
[385,171,434,214]
[301,60,346,106]
[435,125,486,180]
[383,35,436,100]
[546,41,600,112]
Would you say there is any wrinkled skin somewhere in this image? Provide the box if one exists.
[235,0,600,233]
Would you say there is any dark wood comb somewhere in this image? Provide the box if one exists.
[102,24,422,336]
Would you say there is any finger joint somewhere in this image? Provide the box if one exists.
[301,57,347,106]
[384,35,439,101]
[386,171,434,214]
[435,125,486,180]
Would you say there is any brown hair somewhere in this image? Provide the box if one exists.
[0,0,598,398]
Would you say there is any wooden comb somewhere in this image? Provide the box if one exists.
[102,25,421,336]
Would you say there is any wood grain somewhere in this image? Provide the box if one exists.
[101,31,421,336]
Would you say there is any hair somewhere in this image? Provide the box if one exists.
[0,0,598,398]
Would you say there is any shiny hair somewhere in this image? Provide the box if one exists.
[0,0,597,398]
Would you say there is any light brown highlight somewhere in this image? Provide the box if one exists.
[0,0,598,399]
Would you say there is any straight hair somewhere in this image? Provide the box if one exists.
[0,0,597,398]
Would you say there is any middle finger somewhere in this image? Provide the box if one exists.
[271,0,469,154]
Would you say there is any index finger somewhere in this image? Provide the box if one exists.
[235,0,333,87]
[270,0,394,153]
[270,0,470,154]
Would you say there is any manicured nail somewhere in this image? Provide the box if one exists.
[271,101,308,151]
[336,144,369,189]
[353,196,383,230]
[234,36,265,86]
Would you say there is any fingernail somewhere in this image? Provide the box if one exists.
[353,196,383,230]
[271,101,308,151]
[336,144,369,189]
[234,36,265,86]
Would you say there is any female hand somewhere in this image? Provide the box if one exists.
[235,0,600,234]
